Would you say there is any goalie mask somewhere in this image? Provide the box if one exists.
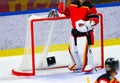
[48,9,59,17]
[105,58,119,74]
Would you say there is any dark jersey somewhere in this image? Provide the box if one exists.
[95,73,120,83]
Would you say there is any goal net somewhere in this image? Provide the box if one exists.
[12,13,104,76]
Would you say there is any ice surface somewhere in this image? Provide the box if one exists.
[0,45,120,83]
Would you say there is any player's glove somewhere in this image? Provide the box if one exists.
[75,20,95,32]
[85,20,95,30]
[75,20,87,32]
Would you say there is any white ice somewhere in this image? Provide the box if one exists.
[0,45,120,83]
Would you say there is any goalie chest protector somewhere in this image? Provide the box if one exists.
[70,1,96,29]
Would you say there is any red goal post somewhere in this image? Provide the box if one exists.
[12,13,104,76]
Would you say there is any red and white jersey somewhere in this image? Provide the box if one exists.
[69,1,99,29]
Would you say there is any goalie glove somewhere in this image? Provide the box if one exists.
[75,20,95,32]
[85,20,95,29]
[75,20,87,32]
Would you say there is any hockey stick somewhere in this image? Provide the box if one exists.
[42,19,55,68]
[86,76,90,83]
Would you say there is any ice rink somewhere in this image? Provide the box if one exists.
[0,45,120,83]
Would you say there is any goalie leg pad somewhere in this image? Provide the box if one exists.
[83,46,95,72]
[69,35,82,70]
[77,36,95,72]
[77,36,88,70]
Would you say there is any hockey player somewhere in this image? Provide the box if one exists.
[58,0,99,72]
[95,58,120,83]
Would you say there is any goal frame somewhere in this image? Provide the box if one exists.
[12,13,104,76]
